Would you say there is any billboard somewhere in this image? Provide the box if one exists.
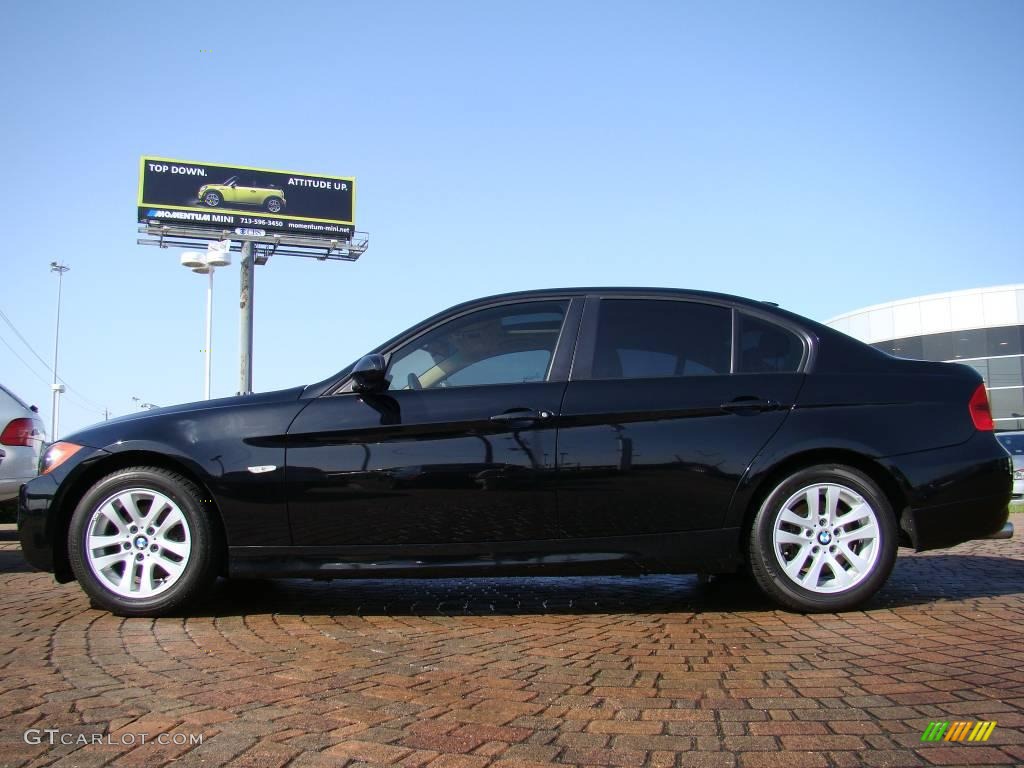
[138,156,355,238]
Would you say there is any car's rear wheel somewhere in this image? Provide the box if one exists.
[203,191,222,207]
[265,197,283,213]
[748,465,897,612]
[68,467,219,617]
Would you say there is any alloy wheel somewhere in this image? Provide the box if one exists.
[771,482,881,593]
[84,488,192,599]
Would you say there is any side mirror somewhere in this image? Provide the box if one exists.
[351,353,389,394]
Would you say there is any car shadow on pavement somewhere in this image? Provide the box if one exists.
[0,549,36,573]
[179,553,1024,617]
[871,551,1024,608]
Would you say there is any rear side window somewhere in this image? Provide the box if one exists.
[737,313,804,373]
[589,299,731,379]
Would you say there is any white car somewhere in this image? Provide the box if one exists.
[996,431,1024,500]
[0,384,46,503]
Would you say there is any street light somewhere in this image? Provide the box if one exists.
[181,241,231,399]
[49,262,70,440]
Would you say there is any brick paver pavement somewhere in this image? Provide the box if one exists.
[0,517,1022,768]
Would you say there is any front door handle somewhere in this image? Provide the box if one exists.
[490,409,553,424]
[720,397,780,414]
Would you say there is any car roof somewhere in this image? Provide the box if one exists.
[463,286,777,304]
[439,286,803,320]
[436,286,839,336]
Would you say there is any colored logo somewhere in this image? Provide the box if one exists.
[921,721,997,742]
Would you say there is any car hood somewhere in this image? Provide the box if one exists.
[63,386,307,447]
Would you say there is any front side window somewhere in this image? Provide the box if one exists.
[737,313,804,373]
[386,301,568,390]
[588,299,731,380]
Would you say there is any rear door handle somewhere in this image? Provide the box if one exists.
[720,397,780,414]
[490,409,553,424]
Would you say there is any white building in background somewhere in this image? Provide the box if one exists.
[826,285,1024,432]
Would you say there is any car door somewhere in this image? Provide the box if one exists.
[220,177,239,202]
[556,297,806,539]
[286,297,582,546]
[237,177,260,205]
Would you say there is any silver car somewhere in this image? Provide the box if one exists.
[0,384,46,503]
[996,431,1024,500]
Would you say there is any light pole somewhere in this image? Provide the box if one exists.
[180,241,231,399]
[49,262,69,440]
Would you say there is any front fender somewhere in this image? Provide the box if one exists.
[101,433,289,547]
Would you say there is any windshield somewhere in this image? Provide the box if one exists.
[997,433,1024,455]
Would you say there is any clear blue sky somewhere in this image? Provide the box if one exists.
[1,1,1022,436]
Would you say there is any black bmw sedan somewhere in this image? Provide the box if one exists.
[19,288,1014,616]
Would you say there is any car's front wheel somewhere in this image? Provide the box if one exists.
[68,467,219,617]
[748,465,897,612]
[264,196,283,213]
[202,190,223,207]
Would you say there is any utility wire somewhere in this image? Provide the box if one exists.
[0,332,53,387]
[0,306,106,413]
[0,331,105,416]
[61,385,105,414]
[0,308,52,373]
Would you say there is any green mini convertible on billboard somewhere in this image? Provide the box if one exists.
[138,156,355,238]
[198,176,287,213]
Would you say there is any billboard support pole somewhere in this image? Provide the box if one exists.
[239,241,255,395]
[139,222,369,398]
[204,267,213,400]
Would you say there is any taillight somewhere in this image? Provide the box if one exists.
[0,418,39,446]
[968,383,994,431]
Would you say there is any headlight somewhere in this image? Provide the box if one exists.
[40,442,83,475]
[1015,470,1023,480]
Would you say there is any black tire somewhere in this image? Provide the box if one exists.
[264,196,284,213]
[202,190,223,207]
[747,464,897,613]
[67,467,220,617]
